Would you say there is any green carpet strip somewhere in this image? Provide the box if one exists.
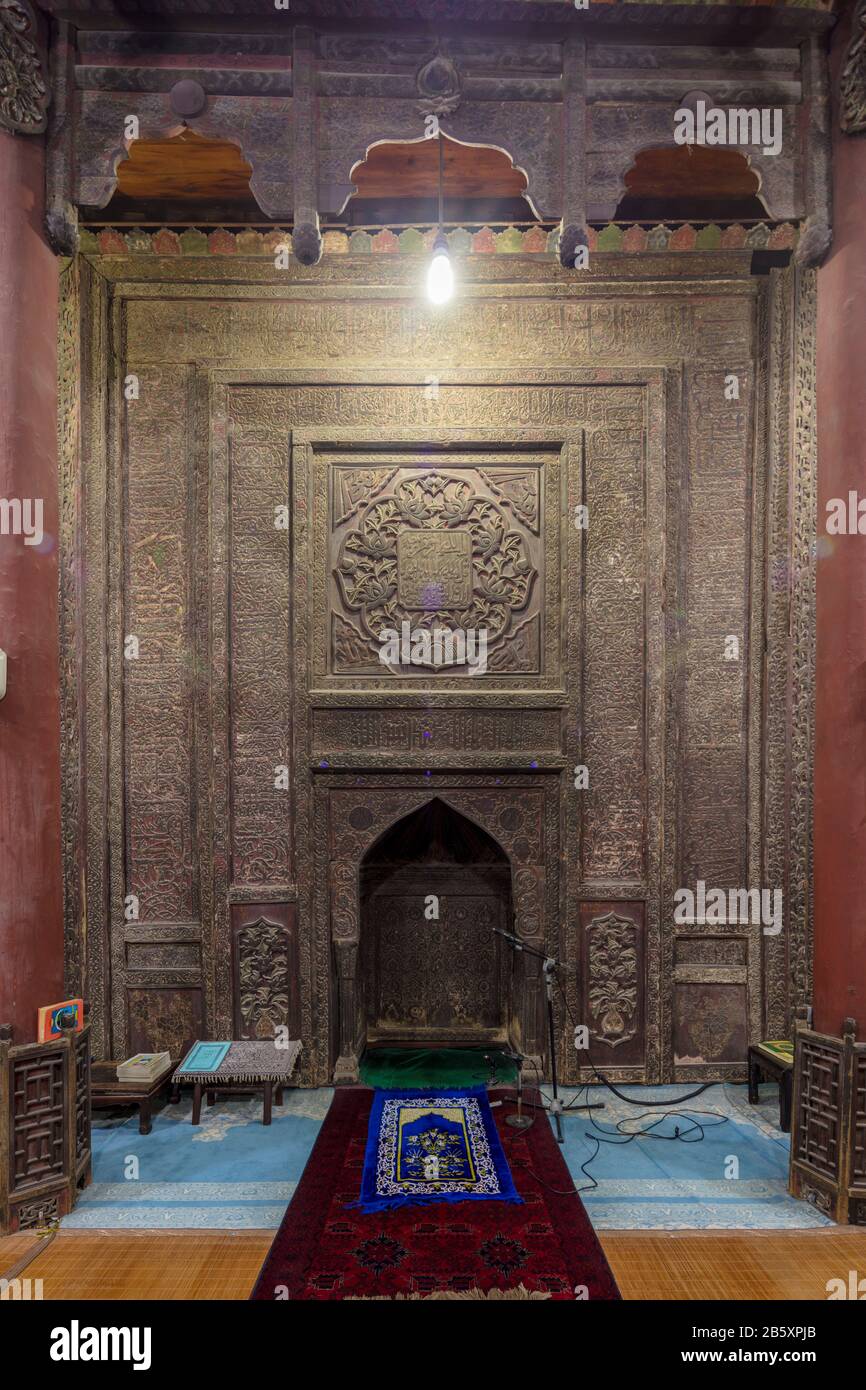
[359,1048,518,1090]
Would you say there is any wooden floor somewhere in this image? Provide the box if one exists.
[2,1227,865,1301]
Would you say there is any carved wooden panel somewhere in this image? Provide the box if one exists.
[14,1195,60,1231]
[328,462,543,678]
[231,904,300,1041]
[123,366,197,923]
[313,444,559,688]
[671,927,758,1077]
[125,287,756,370]
[127,987,204,1056]
[365,890,508,1043]
[673,984,748,1067]
[313,707,561,758]
[229,441,292,888]
[60,255,816,1084]
[576,903,645,1068]
[680,366,754,891]
[581,404,646,884]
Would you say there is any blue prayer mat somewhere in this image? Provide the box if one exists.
[355,1086,523,1214]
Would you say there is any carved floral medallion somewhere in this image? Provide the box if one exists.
[335,469,537,672]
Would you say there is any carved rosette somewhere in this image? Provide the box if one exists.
[841,0,866,136]
[335,470,536,670]
[416,51,462,119]
[586,912,639,1048]
[0,0,49,135]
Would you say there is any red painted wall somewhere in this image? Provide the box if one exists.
[0,130,63,1042]
[813,10,866,1039]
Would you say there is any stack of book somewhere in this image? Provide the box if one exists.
[116,1052,171,1082]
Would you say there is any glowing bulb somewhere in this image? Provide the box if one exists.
[426,234,454,305]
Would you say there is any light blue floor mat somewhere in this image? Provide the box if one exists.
[550,1082,832,1230]
[63,1081,832,1231]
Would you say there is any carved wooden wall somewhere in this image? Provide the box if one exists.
[58,251,816,1086]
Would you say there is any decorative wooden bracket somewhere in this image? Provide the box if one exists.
[45,19,78,255]
[559,35,588,270]
[292,25,322,266]
[795,35,833,267]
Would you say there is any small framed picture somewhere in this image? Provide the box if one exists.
[37,998,84,1042]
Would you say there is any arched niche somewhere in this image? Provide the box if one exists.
[359,798,514,1050]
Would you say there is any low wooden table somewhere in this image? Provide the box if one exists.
[90,1058,177,1135]
[747,1042,794,1133]
[173,1039,302,1127]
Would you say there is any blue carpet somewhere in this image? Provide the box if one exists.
[63,1090,332,1229]
[554,1082,833,1230]
[62,1082,833,1231]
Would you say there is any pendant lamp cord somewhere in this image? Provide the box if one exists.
[438,134,444,230]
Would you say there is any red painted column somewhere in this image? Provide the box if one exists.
[0,129,63,1042]
[813,10,866,1040]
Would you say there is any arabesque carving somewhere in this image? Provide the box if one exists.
[335,470,537,673]
[58,254,815,1086]
[0,0,49,135]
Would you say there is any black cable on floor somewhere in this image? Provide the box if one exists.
[502,967,730,1198]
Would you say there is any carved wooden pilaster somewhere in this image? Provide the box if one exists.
[333,938,360,1084]
[292,25,322,266]
[795,35,833,267]
[789,266,817,1015]
[58,258,85,1007]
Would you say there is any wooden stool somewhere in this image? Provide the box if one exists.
[747,1041,794,1133]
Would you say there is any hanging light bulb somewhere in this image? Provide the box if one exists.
[426,135,455,306]
[427,231,454,305]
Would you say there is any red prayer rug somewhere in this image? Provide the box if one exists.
[251,1087,620,1301]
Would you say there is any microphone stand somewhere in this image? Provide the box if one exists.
[494,925,603,1144]
[503,1048,533,1132]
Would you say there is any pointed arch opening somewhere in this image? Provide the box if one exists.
[360,799,514,1049]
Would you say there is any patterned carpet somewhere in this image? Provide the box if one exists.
[251,1087,620,1300]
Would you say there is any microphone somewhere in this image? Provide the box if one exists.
[492,925,524,949]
